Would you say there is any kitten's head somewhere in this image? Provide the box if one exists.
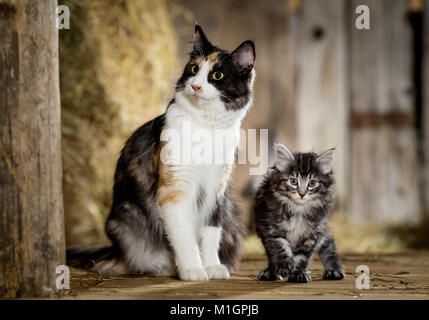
[270,143,335,207]
[176,25,255,111]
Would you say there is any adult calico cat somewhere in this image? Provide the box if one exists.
[67,25,256,281]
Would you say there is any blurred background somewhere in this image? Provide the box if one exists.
[59,0,429,254]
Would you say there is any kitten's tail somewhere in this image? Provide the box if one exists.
[66,245,126,275]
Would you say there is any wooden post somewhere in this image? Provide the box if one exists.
[0,0,65,297]
[349,0,421,223]
[294,0,349,209]
[424,0,429,214]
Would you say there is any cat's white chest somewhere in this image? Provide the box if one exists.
[282,213,309,245]
[163,103,240,223]
[196,164,223,211]
[164,106,240,166]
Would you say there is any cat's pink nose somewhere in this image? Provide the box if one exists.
[192,84,202,92]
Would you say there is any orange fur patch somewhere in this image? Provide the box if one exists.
[156,136,185,206]
[193,52,220,71]
[152,141,163,170]
[206,52,220,68]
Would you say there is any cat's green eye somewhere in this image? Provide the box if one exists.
[308,179,317,187]
[191,65,199,74]
[290,178,298,186]
[212,71,224,80]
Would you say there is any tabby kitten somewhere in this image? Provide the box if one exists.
[254,143,344,282]
[67,25,255,281]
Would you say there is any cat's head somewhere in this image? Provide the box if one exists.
[270,143,335,207]
[176,24,255,112]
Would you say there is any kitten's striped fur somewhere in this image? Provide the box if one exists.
[254,144,344,282]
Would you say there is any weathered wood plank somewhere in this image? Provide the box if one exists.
[0,0,65,297]
[66,253,429,300]
[294,0,349,208]
[350,0,421,223]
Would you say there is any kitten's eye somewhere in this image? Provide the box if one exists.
[308,179,317,187]
[212,71,224,80]
[290,178,298,186]
[191,65,199,74]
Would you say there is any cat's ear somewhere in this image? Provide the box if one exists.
[316,148,335,174]
[193,24,212,55]
[274,143,294,169]
[231,40,255,74]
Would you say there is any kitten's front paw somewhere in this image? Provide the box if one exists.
[275,261,293,277]
[179,267,209,281]
[288,271,312,283]
[323,269,345,280]
[257,269,283,281]
[205,264,230,280]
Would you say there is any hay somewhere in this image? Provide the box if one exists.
[59,0,178,245]
[328,212,405,253]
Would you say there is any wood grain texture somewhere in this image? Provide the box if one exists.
[294,0,349,209]
[350,0,421,223]
[0,0,65,297]
[66,253,429,300]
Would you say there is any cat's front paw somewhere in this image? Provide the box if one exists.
[205,264,230,280]
[323,269,345,280]
[179,267,209,281]
[275,261,293,277]
[288,271,312,283]
[257,269,283,281]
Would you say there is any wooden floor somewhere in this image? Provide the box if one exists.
[66,252,429,300]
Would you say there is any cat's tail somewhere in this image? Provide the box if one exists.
[66,245,127,275]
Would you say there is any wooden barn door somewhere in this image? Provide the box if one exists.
[294,0,349,209]
[349,0,421,223]
[0,0,65,297]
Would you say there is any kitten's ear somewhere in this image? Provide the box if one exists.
[193,24,211,55]
[274,143,294,168]
[316,148,335,174]
[231,40,255,74]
